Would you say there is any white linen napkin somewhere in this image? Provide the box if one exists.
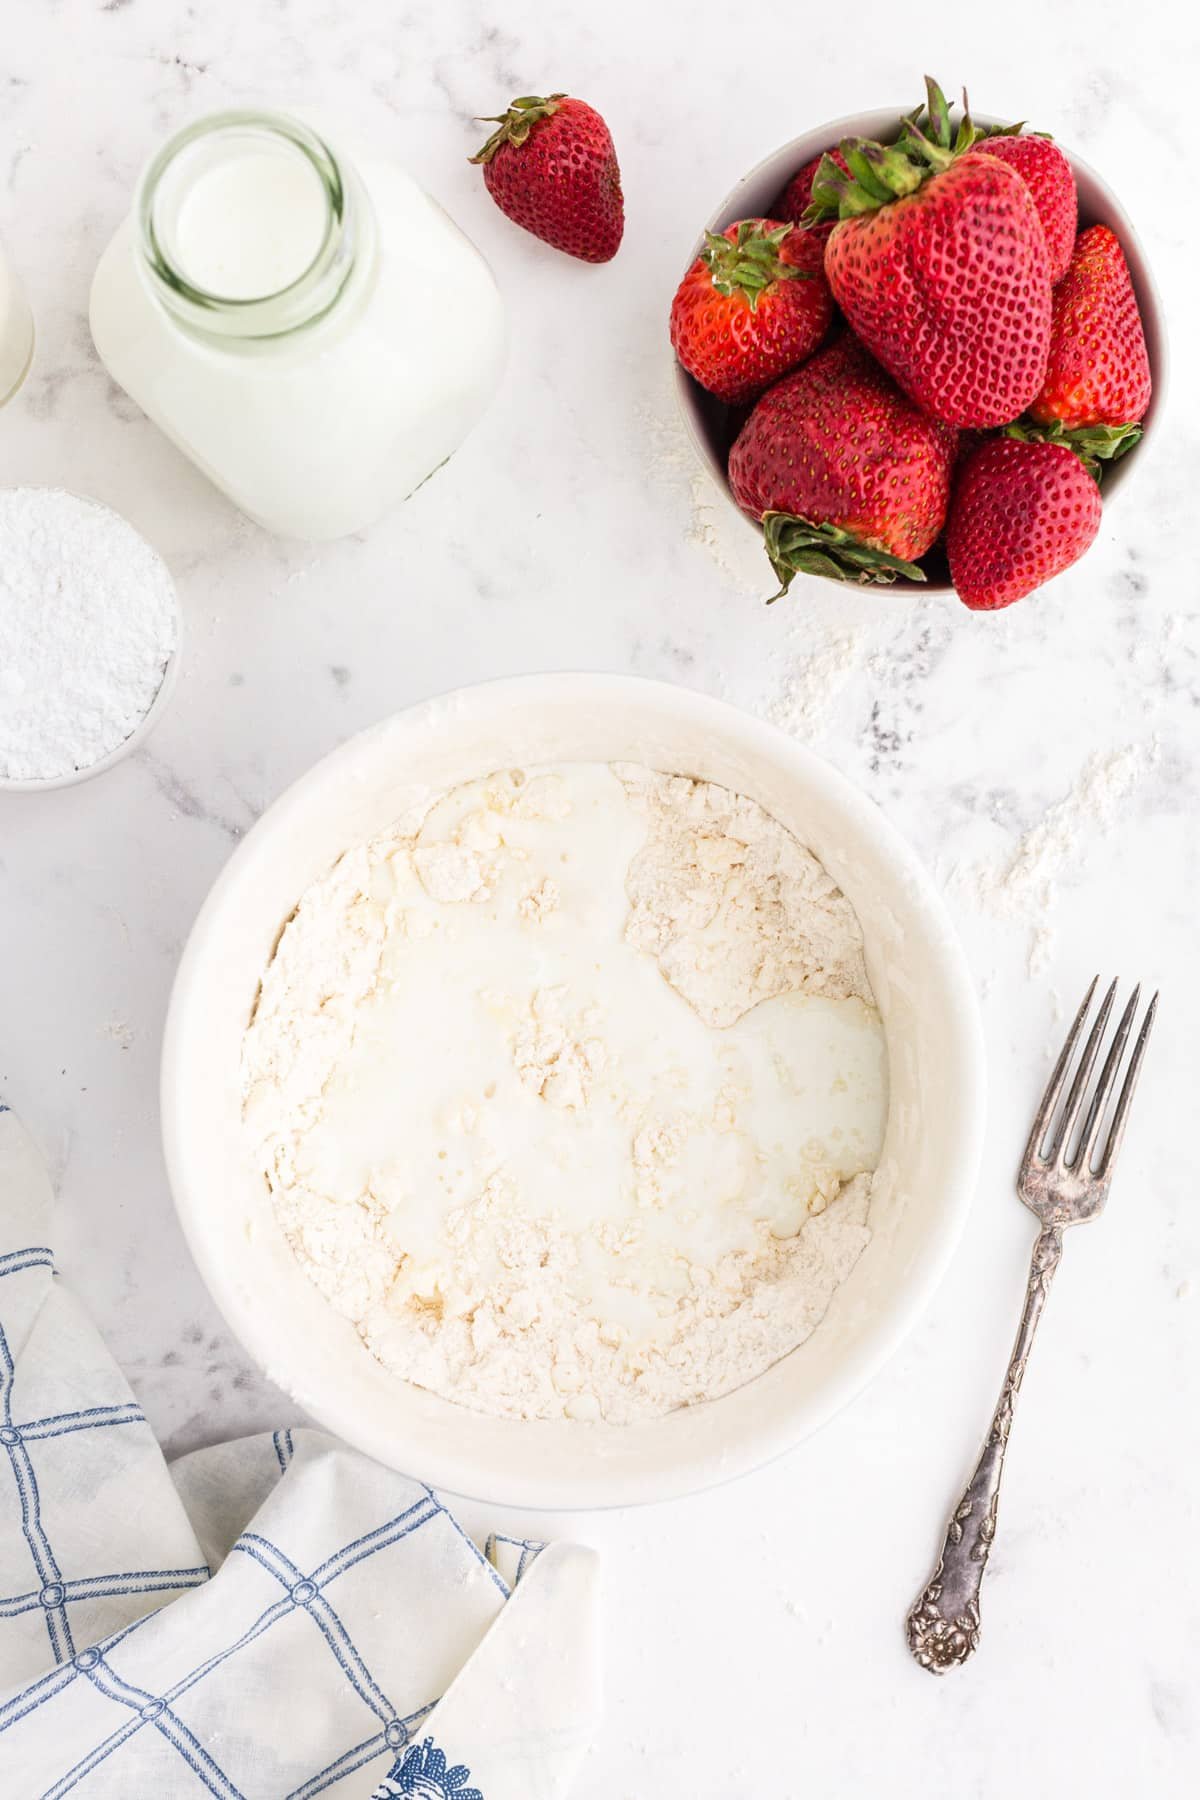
[0,1104,600,1797]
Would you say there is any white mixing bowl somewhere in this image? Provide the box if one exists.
[162,675,985,1507]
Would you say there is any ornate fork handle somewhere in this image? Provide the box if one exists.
[906,1225,1064,1673]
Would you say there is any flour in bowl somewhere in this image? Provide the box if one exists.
[241,763,888,1424]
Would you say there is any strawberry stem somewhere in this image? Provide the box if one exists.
[762,512,927,600]
[470,93,566,164]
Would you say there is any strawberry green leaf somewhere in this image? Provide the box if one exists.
[923,76,953,149]
[762,512,927,600]
[804,111,959,221]
[469,93,566,164]
[700,222,809,309]
[1003,418,1143,482]
[907,76,985,154]
[804,153,857,222]
[806,76,995,223]
[841,142,898,203]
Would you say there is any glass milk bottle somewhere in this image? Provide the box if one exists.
[0,238,34,406]
[90,110,507,540]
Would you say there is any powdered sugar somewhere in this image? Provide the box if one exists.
[0,487,178,782]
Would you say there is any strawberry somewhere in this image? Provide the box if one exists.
[947,436,1100,609]
[670,220,833,405]
[954,428,989,467]
[806,78,1052,428]
[774,149,850,241]
[470,93,623,262]
[728,336,958,596]
[1029,224,1151,429]
[965,133,1077,283]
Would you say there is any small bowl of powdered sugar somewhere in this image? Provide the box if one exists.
[0,486,179,790]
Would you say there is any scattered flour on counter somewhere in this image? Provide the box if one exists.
[954,741,1160,974]
[762,624,873,744]
[242,762,887,1425]
[635,392,761,595]
[685,466,760,593]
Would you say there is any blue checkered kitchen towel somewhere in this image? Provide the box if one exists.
[0,1106,600,1798]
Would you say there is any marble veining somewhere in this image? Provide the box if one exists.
[0,1,1197,1792]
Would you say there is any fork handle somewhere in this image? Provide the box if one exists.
[906,1224,1064,1673]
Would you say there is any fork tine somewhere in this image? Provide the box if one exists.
[1074,985,1139,1171]
[1023,976,1097,1167]
[1049,978,1117,1167]
[1098,991,1158,1177]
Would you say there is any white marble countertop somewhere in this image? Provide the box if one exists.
[2,1,1198,1792]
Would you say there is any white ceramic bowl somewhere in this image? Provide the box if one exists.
[0,644,180,793]
[162,675,985,1508]
[674,109,1168,595]
[0,486,181,792]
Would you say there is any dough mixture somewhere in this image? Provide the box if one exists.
[242,763,888,1423]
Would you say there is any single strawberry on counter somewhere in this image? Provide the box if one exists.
[947,435,1101,609]
[774,148,850,240]
[728,336,958,597]
[965,132,1077,283]
[670,220,832,405]
[470,93,623,262]
[1029,224,1152,429]
[804,78,1052,428]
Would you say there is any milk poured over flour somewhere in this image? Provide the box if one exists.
[242,764,888,1423]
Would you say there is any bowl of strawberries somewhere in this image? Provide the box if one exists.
[670,79,1164,611]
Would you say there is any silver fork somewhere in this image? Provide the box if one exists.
[906,977,1158,1674]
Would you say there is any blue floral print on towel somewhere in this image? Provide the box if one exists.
[373,1734,484,1799]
